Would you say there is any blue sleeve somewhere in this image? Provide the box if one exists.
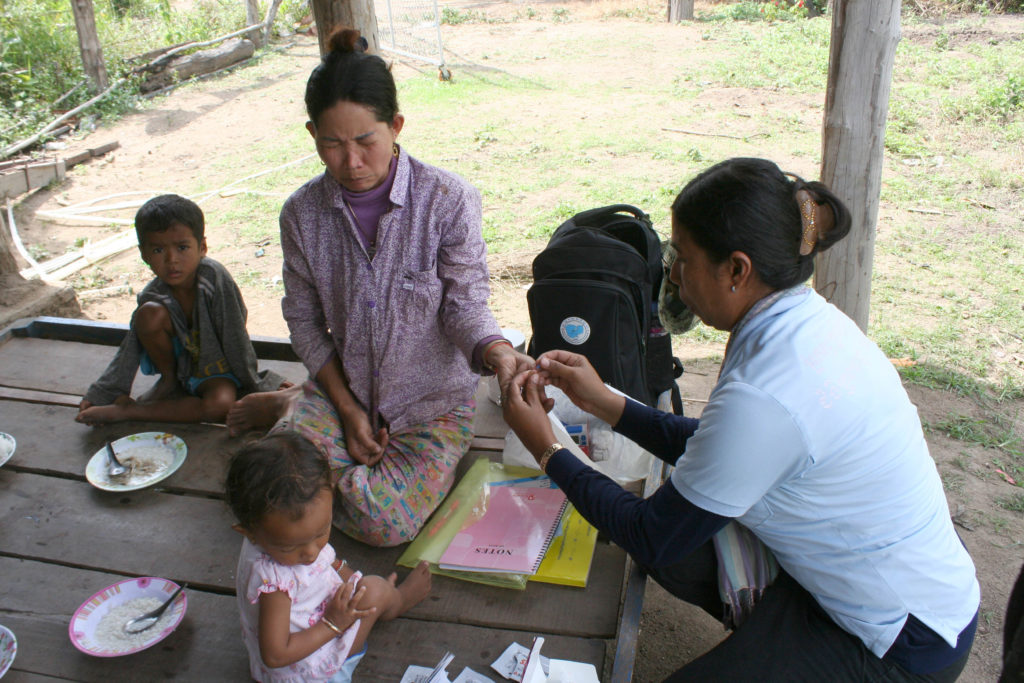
[613,398,700,465]
[545,449,730,567]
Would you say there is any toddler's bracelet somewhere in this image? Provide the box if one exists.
[321,616,344,636]
[538,443,563,472]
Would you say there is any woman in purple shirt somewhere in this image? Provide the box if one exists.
[259,27,531,547]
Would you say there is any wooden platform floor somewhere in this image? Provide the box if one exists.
[0,320,640,681]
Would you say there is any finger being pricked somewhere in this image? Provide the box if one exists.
[538,348,589,370]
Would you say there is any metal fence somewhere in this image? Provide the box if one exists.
[375,0,449,76]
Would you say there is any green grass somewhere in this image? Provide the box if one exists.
[997,491,1024,513]
[925,410,1024,482]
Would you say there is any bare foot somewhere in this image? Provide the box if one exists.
[137,377,182,404]
[226,385,301,437]
[388,561,432,619]
[76,404,129,425]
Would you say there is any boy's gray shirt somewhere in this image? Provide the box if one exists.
[84,257,283,405]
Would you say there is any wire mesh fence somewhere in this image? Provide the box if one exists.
[375,0,448,73]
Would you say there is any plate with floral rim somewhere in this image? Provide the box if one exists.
[68,577,187,657]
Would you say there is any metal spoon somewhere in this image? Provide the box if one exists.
[105,441,127,477]
[123,583,186,634]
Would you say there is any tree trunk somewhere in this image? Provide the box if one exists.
[69,0,109,93]
[263,0,286,45]
[311,0,380,56]
[139,38,256,93]
[245,0,264,48]
[667,0,694,22]
[815,0,900,331]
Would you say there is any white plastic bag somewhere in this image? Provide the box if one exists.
[502,385,653,485]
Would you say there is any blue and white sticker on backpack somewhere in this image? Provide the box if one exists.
[560,316,591,345]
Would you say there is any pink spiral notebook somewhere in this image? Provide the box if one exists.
[438,485,568,574]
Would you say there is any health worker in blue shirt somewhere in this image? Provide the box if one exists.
[502,157,980,682]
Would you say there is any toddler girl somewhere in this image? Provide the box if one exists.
[226,432,431,681]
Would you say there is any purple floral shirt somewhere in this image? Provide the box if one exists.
[280,149,500,430]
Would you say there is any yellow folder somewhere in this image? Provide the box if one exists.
[528,504,598,588]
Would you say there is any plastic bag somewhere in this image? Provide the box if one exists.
[502,385,653,485]
[397,458,545,589]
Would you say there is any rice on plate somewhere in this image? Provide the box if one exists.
[69,577,187,656]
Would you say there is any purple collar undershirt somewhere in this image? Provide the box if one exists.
[340,155,398,250]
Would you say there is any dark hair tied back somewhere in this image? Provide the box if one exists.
[671,158,852,290]
[791,177,844,257]
[328,28,369,54]
[305,26,399,128]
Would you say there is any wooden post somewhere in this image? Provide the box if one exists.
[815,0,900,331]
[69,0,109,93]
[0,219,21,275]
[245,0,264,48]
[667,0,694,22]
[310,0,380,56]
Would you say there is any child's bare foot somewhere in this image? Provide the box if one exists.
[390,561,431,618]
[76,403,129,425]
[137,377,182,404]
[226,384,300,436]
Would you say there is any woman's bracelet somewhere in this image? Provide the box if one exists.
[482,339,513,372]
[321,616,344,636]
[538,442,563,472]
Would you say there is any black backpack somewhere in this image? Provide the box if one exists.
[527,204,683,411]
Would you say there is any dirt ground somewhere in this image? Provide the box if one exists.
[3,8,1023,681]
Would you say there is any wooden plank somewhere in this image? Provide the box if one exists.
[0,401,507,500]
[0,401,239,497]
[0,452,625,637]
[0,557,249,681]
[3,671,67,681]
[0,385,81,407]
[0,336,304,397]
[0,160,66,200]
[0,558,604,682]
[0,337,112,395]
[360,619,607,681]
[0,471,239,590]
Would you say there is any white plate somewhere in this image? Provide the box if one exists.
[68,577,187,657]
[0,624,16,678]
[0,433,14,468]
[85,432,187,491]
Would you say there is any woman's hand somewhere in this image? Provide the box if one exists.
[323,574,375,633]
[536,350,626,427]
[485,343,536,394]
[317,355,388,466]
[339,407,388,467]
[502,370,558,460]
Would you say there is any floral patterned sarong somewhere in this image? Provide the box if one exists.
[272,380,475,547]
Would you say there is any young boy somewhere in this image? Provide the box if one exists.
[76,194,284,428]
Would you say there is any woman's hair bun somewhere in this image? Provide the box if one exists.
[327,27,368,54]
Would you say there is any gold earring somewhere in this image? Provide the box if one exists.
[393,143,399,158]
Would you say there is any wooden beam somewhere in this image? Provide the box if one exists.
[310,0,381,57]
[815,0,901,331]
[667,0,694,21]
[0,159,66,200]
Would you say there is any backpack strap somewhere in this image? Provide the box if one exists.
[570,204,649,226]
